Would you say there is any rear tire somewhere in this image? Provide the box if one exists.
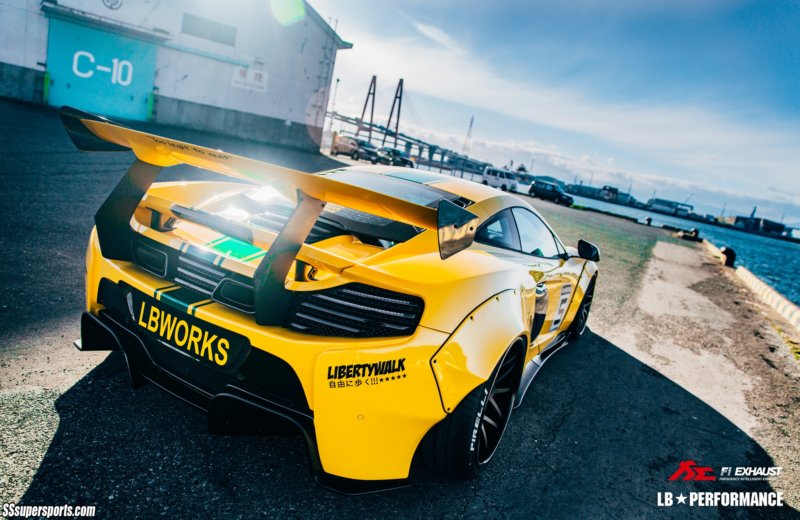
[569,278,595,340]
[422,344,520,479]
[351,151,359,160]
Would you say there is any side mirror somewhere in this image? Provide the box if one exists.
[577,239,600,262]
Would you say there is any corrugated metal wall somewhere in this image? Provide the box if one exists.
[0,0,347,150]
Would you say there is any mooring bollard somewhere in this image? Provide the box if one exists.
[644,217,652,226]
[720,246,736,267]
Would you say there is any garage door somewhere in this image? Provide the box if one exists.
[46,18,156,120]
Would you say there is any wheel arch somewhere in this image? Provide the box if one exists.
[430,289,529,414]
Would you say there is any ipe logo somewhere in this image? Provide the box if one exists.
[669,460,717,481]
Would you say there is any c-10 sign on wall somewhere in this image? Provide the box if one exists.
[46,18,157,120]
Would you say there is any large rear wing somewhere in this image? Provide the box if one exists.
[60,107,478,325]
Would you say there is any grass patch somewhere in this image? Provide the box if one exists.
[534,203,679,326]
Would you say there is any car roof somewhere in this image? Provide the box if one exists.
[319,165,534,217]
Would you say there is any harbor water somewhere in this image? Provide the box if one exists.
[569,195,800,306]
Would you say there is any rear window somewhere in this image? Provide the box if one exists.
[327,170,456,207]
[320,171,460,244]
[245,170,461,247]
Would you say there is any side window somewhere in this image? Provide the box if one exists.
[476,209,521,251]
[512,208,561,258]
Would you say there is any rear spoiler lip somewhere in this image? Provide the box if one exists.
[60,106,478,325]
[60,106,130,152]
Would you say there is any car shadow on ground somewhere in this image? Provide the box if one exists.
[19,331,798,519]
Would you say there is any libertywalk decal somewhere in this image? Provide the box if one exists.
[326,358,407,389]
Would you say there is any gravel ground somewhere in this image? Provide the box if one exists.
[1,100,799,519]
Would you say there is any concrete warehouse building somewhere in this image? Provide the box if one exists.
[0,0,350,150]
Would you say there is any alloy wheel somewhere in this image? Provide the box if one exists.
[476,350,517,465]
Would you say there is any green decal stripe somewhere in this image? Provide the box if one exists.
[242,250,267,263]
[154,285,180,300]
[189,299,214,316]
[206,236,227,247]
[208,236,263,260]
[153,284,177,298]
[158,287,205,313]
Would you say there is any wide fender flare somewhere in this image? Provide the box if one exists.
[430,288,527,413]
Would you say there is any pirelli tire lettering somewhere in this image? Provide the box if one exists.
[470,387,490,453]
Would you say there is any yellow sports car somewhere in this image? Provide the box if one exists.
[62,107,599,493]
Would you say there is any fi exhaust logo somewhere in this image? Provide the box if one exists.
[657,460,785,508]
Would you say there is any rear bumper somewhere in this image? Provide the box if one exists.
[79,308,410,494]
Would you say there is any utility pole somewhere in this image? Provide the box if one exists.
[382,78,404,148]
[326,77,340,137]
[356,75,376,143]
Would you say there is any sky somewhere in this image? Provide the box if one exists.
[309,0,800,225]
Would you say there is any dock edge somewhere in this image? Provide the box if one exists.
[704,239,800,333]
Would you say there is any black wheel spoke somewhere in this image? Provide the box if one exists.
[488,395,502,416]
[474,350,519,466]
[498,363,515,382]
[572,283,595,338]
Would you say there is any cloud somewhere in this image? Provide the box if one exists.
[328,15,800,221]
[412,22,461,51]
[394,121,800,223]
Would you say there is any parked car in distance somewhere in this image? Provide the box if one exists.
[515,173,535,194]
[529,180,574,206]
[353,140,380,163]
[482,167,520,192]
[331,135,358,156]
[377,147,415,167]
[331,136,379,164]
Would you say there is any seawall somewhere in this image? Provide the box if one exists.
[704,239,800,333]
